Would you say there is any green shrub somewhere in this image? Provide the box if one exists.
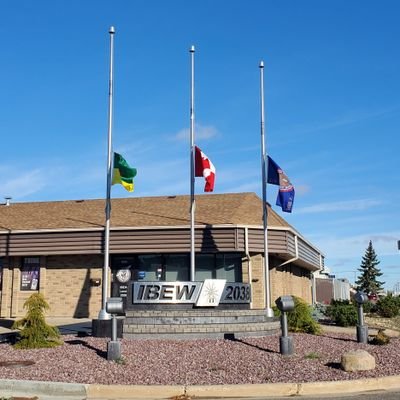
[360,300,377,314]
[275,296,322,335]
[12,293,62,349]
[310,303,328,322]
[376,294,400,318]
[325,299,358,327]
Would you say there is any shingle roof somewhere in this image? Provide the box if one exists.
[0,192,291,231]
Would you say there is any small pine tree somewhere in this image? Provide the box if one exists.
[274,296,322,334]
[355,240,385,296]
[12,293,62,349]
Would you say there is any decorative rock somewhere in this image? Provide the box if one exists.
[341,349,375,372]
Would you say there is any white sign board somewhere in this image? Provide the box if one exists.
[195,279,226,307]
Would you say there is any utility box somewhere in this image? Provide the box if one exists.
[275,295,295,312]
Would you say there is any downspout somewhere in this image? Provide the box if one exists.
[313,254,324,305]
[311,271,316,306]
[244,227,253,308]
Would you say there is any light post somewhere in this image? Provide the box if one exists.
[275,295,295,356]
[105,297,123,361]
[354,291,369,344]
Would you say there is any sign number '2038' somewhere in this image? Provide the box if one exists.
[221,284,251,303]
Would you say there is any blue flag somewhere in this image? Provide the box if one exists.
[267,156,295,213]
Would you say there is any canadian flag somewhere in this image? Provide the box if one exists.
[195,146,216,192]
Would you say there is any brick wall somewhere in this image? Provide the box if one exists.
[0,254,104,318]
[249,254,266,309]
[45,255,104,317]
[270,258,312,304]
[249,254,312,310]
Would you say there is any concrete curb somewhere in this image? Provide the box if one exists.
[87,384,185,399]
[1,376,400,399]
[0,379,87,398]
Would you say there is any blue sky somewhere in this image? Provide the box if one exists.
[1,1,399,291]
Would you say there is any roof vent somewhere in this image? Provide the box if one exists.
[4,196,12,206]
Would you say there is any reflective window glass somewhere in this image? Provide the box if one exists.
[164,254,189,281]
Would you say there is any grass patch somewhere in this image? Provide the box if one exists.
[304,352,321,360]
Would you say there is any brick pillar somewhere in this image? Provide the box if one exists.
[249,254,266,309]
[0,257,12,318]
[10,257,21,317]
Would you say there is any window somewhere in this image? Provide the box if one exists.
[21,257,40,291]
[111,252,243,282]
[195,253,242,282]
[216,253,242,282]
[137,255,163,281]
[195,254,215,280]
[164,254,189,281]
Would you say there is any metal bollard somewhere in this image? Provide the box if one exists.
[105,297,123,361]
[354,291,369,344]
[275,295,295,356]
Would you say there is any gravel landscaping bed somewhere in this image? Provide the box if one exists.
[0,331,399,385]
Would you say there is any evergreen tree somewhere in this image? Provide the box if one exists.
[12,293,62,349]
[355,240,385,295]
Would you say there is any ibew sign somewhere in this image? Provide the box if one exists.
[132,280,251,306]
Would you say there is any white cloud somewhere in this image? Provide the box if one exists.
[0,169,47,200]
[277,105,400,139]
[309,231,400,259]
[294,184,310,195]
[296,199,382,214]
[172,124,219,141]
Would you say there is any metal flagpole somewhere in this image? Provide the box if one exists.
[98,26,115,320]
[189,45,196,282]
[259,61,274,317]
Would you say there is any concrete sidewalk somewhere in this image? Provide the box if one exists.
[0,317,92,341]
[0,375,400,399]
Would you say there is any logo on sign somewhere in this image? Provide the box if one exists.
[116,269,131,283]
[195,279,226,307]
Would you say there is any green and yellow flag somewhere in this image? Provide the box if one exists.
[112,152,137,192]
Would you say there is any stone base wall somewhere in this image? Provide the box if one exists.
[123,309,280,339]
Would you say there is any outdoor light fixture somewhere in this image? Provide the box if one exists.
[354,291,369,344]
[275,295,295,356]
[105,297,124,361]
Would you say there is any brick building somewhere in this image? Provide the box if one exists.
[0,192,324,318]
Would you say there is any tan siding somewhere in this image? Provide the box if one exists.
[247,229,289,253]
[297,238,321,268]
[287,232,296,254]
[110,228,239,253]
[1,232,103,256]
[0,228,243,256]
